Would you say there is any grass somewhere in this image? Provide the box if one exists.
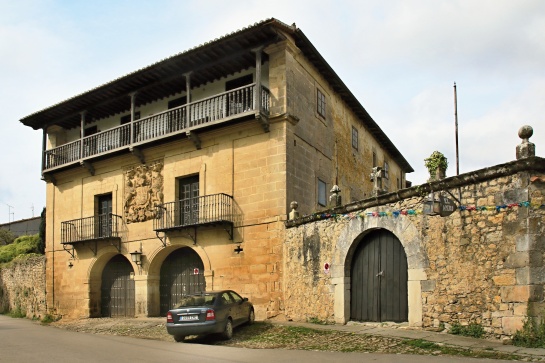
[449,322,485,338]
[207,323,523,360]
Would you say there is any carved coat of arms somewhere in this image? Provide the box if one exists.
[124,162,164,223]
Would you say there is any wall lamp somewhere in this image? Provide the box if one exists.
[130,249,143,266]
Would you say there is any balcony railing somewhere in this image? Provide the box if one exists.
[61,213,123,244]
[44,84,270,171]
[154,193,234,232]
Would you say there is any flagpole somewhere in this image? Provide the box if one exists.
[454,82,459,176]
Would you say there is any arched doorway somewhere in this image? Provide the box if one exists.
[159,247,205,315]
[350,229,408,322]
[101,255,135,317]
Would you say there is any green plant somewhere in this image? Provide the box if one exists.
[8,306,26,318]
[424,151,448,176]
[0,228,16,246]
[0,234,41,264]
[513,317,545,348]
[41,314,58,324]
[449,322,484,338]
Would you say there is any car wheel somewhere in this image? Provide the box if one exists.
[221,318,233,340]
[173,335,185,342]
[247,309,255,325]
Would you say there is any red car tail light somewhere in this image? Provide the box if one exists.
[205,309,215,321]
[167,312,173,323]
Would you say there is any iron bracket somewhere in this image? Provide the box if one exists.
[155,231,167,248]
[63,244,75,259]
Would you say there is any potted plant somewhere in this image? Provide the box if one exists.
[424,151,448,181]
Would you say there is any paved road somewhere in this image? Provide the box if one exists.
[0,315,515,363]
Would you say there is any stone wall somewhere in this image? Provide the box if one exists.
[284,156,545,337]
[0,256,47,318]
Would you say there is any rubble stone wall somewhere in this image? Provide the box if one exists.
[284,157,545,337]
[0,256,47,318]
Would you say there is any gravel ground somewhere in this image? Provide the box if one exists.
[47,317,543,361]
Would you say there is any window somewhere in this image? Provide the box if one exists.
[317,89,326,118]
[352,126,358,150]
[372,151,377,168]
[318,179,327,207]
[384,161,389,179]
[178,175,199,225]
[96,194,112,238]
[84,125,98,137]
[120,111,141,125]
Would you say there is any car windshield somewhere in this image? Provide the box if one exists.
[176,294,216,307]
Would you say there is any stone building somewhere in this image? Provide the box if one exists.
[20,19,412,319]
[284,128,544,337]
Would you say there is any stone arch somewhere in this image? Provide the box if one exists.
[87,247,135,317]
[330,215,428,326]
[145,241,210,316]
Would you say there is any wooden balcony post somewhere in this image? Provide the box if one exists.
[80,111,86,158]
[184,72,192,126]
[41,128,46,172]
[129,92,137,144]
[253,47,263,114]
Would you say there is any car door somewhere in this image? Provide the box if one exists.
[217,292,235,324]
[228,291,247,326]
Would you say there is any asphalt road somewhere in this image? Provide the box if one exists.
[0,315,515,363]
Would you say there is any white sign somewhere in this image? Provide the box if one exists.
[324,263,330,274]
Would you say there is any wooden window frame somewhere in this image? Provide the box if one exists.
[317,89,326,119]
[317,178,327,207]
[352,126,358,150]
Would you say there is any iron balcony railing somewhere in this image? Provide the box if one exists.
[61,213,123,244]
[44,84,270,170]
[154,193,234,232]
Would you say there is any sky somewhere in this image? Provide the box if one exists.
[0,0,544,223]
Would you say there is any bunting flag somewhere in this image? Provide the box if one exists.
[304,201,545,222]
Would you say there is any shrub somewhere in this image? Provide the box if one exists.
[449,322,484,338]
[513,317,545,348]
[0,234,41,264]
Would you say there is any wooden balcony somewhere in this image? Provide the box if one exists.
[44,84,270,173]
[154,193,235,242]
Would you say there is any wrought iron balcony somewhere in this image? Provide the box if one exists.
[44,84,270,172]
[61,213,123,244]
[154,193,234,235]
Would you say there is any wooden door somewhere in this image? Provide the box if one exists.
[101,255,135,317]
[159,247,205,315]
[350,229,408,322]
[97,194,112,238]
[178,176,199,226]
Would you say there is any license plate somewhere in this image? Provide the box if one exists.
[180,315,199,321]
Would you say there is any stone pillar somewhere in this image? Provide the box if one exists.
[516,125,535,160]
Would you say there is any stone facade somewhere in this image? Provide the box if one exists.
[285,156,545,337]
[26,21,412,321]
[0,256,47,318]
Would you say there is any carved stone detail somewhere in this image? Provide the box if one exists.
[124,161,164,224]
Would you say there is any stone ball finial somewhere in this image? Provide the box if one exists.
[289,201,300,220]
[518,125,533,142]
[516,125,535,160]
